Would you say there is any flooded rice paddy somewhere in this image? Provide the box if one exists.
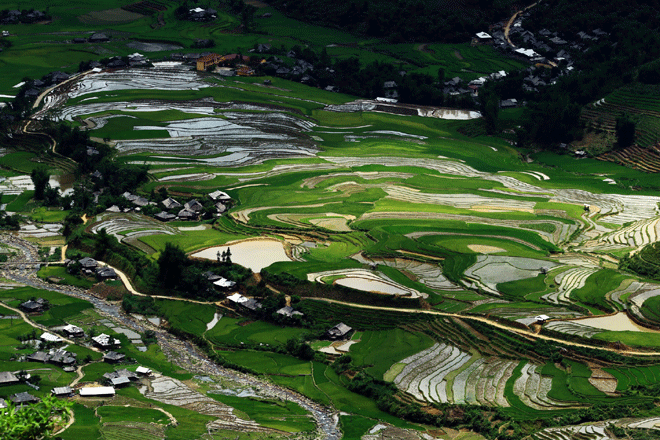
[191,239,292,272]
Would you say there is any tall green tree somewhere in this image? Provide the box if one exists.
[30,166,49,201]
[616,114,636,149]
[157,242,187,288]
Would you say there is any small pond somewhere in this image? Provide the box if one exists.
[191,239,291,272]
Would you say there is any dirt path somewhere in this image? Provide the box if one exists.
[309,298,660,357]
[503,2,538,48]
[69,363,86,387]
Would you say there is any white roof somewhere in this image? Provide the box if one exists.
[515,48,537,57]
[63,324,82,333]
[209,190,231,200]
[93,333,120,346]
[40,332,62,342]
[476,32,492,39]
[227,293,247,303]
[213,278,235,288]
[535,314,551,321]
[136,366,151,374]
[80,386,115,397]
[91,67,102,73]
[190,7,205,12]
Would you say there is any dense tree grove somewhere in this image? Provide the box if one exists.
[267,0,517,43]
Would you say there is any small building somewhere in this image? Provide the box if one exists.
[136,366,152,376]
[26,351,49,363]
[93,333,121,349]
[534,314,551,324]
[110,376,131,387]
[215,203,227,214]
[0,371,19,386]
[500,98,518,108]
[104,369,138,381]
[162,197,182,210]
[242,298,262,312]
[154,211,176,222]
[48,350,76,367]
[89,33,109,43]
[213,277,236,290]
[62,324,84,338]
[0,398,6,409]
[52,386,72,397]
[196,53,223,71]
[20,300,44,313]
[80,386,115,397]
[10,392,39,406]
[276,306,304,318]
[327,323,352,340]
[40,332,62,343]
[227,293,248,304]
[184,199,204,213]
[96,267,117,280]
[177,208,198,220]
[79,257,98,270]
[208,190,231,202]
[103,351,126,364]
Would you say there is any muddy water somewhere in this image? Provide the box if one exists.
[335,277,409,295]
[191,239,291,272]
[577,312,660,332]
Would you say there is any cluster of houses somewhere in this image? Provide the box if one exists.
[71,32,111,44]
[151,189,231,222]
[195,53,260,76]
[0,365,153,405]
[0,9,49,24]
[69,257,117,280]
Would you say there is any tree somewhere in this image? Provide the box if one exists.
[0,394,72,440]
[479,84,500,135]
[157,242,187,287]
[616,114,636,149]
[30,166,50,201]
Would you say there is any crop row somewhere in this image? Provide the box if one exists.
[542,268,598,306]
[513,363,577,411]
[543,321,603,339]
[599,144,660,173]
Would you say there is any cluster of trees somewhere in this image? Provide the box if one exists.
[267,0,515,43]
[620,242,660,281]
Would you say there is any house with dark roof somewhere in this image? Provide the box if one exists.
[96,267,117,280]
[208,190,231,202]
[177,209,198,220]
[48,350,76,366]
[78,257,98,270]
[103,351,126,364]
[89,33,109,42]
[104,369,138,381]
[10,392,39,405]
[184,199,204,213]
[154,211,176,222]
[276,306,304,318]
[327,323,352,340]
[162,197,182,210]
[26,351,49,363]
[19,299,43,313]
[110,376,131,387]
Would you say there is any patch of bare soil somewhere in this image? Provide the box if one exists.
[90,282,129,301]
[588,368,618,394]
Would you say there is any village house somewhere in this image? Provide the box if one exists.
[78,257,98,272]
[26,351,49,363]
[110,376,131,387]
[103,351,126,364]
[327,323,353,340]
[51,386,73,397]
[184,199,204,213]
[10,392,39,406]
[213,277,236,291]
[80,386,115,397]
[136,366,152,376]
[196,53,223,71]
[0,371,19,386]
[208,190,231,202]
[62,324,84,338]
[96,266,117,280]
[92,333,121,349]
[104,368,138,381]
[276,306,304,318]
[154,211,176,222]
[162,197,182,210]
[177,208,198,221]
[19,298,45,313]
[40,332,62,344]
